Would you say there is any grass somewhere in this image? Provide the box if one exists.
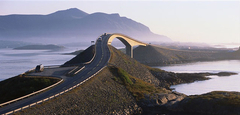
[16,67,139,115]
[109,66,164,100]
[188,91,240,107]
[0,75,60,104]
[145,65,166,73]
[116,68,133,85]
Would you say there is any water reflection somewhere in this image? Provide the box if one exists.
[0,47,83,81]
[156,60,240,95]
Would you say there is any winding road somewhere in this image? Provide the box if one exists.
[0,34,111,114]
[0,33,147,114]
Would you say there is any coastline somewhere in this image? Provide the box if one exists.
[142,66,239,114]
[1,45,239,115]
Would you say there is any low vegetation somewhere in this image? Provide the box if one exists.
[10,45,240,115]
[174,91,240,114]
[16,67,141,115]
[146,66,210,88]
[0,75,60,104]
[108,46,160,86]
[134,45,240,66]
[14,46,162,114]
[109,66,164,100]
[188,91,240,106]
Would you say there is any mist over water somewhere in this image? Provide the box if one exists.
[156,60,240,95]
[0,38,128,81]
[0,45,88,81]
[211,43,240,49]
[1,38,240,95]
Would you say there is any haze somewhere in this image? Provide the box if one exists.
[0,0,239,44]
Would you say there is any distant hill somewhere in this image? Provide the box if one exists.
[231,47,240,59]
[14,44,65,50]
[134,45,221,66]
[0,8,171,44]
[15,44,239,115]
[0,40,32,49]
[133,45,240,66]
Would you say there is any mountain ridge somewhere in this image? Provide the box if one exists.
[0,8,171,43]
[47,8,89,19]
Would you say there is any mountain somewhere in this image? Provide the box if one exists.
[0,8,171,44]
[47,8,88,19]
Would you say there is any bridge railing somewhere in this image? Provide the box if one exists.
[2,34,111,115]
[2,64,107,115]
[111,33,148,46]
[0,78,63,108]
[83,35,101,65]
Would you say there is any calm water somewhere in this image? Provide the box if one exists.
[0,47,86,81]
[156,60,240,95]
[1,44,240,95]
[0,42,125,82]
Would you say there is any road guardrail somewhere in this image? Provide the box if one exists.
[0,78,63,108]
[2,65,107,115]
[2,35,110,115]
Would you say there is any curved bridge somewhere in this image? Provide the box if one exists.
[106,33,148,58]
[0,33,147,114]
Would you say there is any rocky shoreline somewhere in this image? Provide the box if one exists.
[109,45,239,114]
[140,66,238,115]
[11,45,240,115]
[134,45,240,66]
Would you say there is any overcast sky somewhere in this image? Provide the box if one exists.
[0,0,239,44]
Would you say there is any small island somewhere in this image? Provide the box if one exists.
[1,45,239,115]
[14,44,65,50]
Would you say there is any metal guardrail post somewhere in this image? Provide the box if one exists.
[2,34,112,115]
[0,79,63,107]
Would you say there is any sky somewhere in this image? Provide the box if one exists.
[0,0,239,44]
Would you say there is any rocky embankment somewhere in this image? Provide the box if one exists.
[231,47,240,59]
[62,45,95,66]
[134,45,240,66]
[148,67,237,88]
[142,67,238,114]
[14,45,239,115]
[0,76,60,104]
[170,91,240,115]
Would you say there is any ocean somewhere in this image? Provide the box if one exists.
[156,60,240,95]
[0,47,80,81]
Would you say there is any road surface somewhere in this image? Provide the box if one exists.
[0,34,111,114]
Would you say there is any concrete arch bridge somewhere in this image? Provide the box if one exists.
[103,33,148,58]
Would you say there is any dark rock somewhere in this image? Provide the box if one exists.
[62,45,95,66]
[217,72,238,76]
[134,45,240,66]
[171,91,240,114]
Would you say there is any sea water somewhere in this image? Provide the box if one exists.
[0,47,81,81]
[156,60,240,95]
[1,45,240,95]
[0,42,126,82]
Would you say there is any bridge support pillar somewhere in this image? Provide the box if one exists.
[126,45,133,58]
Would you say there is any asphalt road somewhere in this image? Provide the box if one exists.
[0,34,111,114]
